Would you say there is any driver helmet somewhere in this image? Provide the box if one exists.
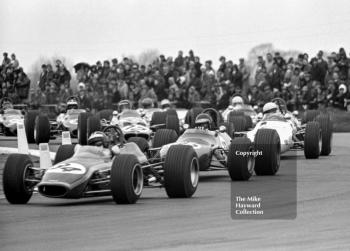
[118,100,132,112]
[262,102,279,115]
[195,113,213,130]
[231,96,244,108]
[160,99,171,109]
[141,98,154,109]
[87,131,108,147]
[66,99,78,110]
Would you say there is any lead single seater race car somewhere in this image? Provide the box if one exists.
[2,126,199,204]
[234,98,333,174]
[155,108,281,181]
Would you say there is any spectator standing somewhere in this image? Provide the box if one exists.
[239,58,250,95]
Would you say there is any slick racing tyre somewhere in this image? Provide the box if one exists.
[166,108,178,116]
[166,114,180,135]
[128,137,149,152]
[244,115,253,129]
[304,121,321,159]
[54,144,76,164]
[254,129,281,175]
[227,137,254,181]
[228,116,247,137]
[3,154,34,204]
[316,114,333,156]
[302,110,321,123]
[78,112,90,145]
[97,109,113,121]
[111,154,143,204]
[164,145,199,198]
[24,110,39,143]
[185,107,203,128]
[150,111,167,127]
[87,115,101,137]
[34,115,51,144]
[152,129,178,148]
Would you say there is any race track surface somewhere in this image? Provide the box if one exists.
[0,134,350,250]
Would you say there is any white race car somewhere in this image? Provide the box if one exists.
[237,98,333,168]
[0,98,26,136]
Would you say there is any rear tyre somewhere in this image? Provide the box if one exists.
[111,154,143,204]
[3,154,34,204]
[24,110,39,143]
[185,107,203,128]
[128,137,149,152]
[87,115,101,137]
[244,115,253,129]
[164,145,199,198]
[150,111,167,126]
[152,129,178,148]
[304,121,321,159]
[34,115,51,144]
[166,114,180,135]
[78,112,89,145]
[302,110,320,123]
[316,114,333,156]
[166,109,178,116]
[54,144,76,164]
[227,137,254,181]
[254,129,280,175]
[97,109,113,121]
[228,115,247,136]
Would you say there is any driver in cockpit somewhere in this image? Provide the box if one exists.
[262,102,283,120]
[194,113,213,130]
[231,96,244,110]
[87,130,124,157]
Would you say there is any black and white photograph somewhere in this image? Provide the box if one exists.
[0,0,350,250]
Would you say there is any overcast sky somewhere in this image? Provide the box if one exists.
[1,0,350,71]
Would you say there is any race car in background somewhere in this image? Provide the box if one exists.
[24,96,86,144]
[235,98,333,165]
[2,125,199,204]
[156,108,281,181]
[76,99,182,145]
[0,98,26,136]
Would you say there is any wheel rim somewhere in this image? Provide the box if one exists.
[23,163,36,193]
[132,165,143,196]
[190,157,199,187]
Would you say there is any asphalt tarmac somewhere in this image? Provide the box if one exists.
[0,134,349,250]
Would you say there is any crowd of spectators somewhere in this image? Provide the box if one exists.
[2,48,350,112]
[0,52,30,103]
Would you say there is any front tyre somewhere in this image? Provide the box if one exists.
[304,121,321,159]
[111,154,143,204]
[227,137,254,181]
[34,115,51,144]
[164,145,199,198]
[316,114,333,156]
[3,154,34,204]
[254,129,281,175]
